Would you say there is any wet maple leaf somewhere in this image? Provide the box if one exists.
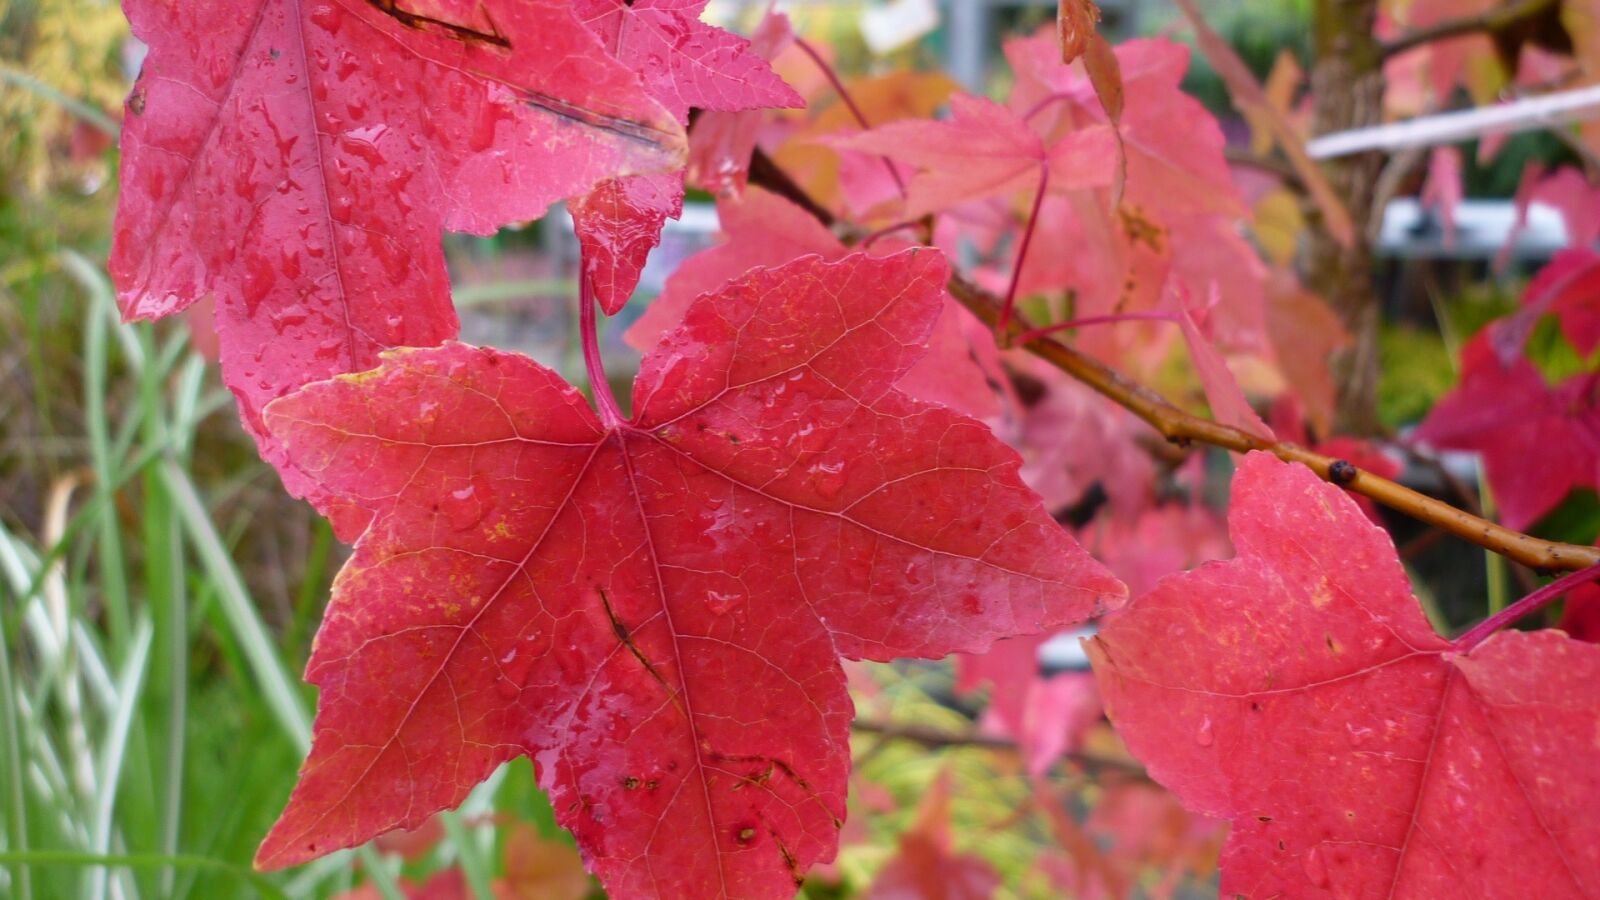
[686,9,797,197]
[112,0,684,523]
[832,93,1117,218]
[256,250,1125,896]
[1414,334,1600,530]
[1088,452,1600,897]
[574,0,801,124]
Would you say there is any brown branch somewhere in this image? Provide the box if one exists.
[849,719,1149,779]
[745,154,1600,573]
[1223,147,1303,188]
[1381,0,1558,59]
[947,275,1600,572]
[748,146,836,226]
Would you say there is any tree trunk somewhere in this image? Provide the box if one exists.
[1306,0,1387,435]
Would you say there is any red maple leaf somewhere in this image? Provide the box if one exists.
[1414,334,1600,530]
[1493,248,1600,361]
[255,250,1125,895]
[1087,452,1600,897]
[1005,34,1244,221]
[112,0,683,529]
[575,0,801,124]
[831,93,1117,218]
[687,10,797,198]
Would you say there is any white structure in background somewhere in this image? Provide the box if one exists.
[1382,198,1571,261]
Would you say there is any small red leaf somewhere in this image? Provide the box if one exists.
[1178,298,1275,442]
[1414,335,1600,530]
[570,172,686,314]
[257,250,1125,896]
[1088,453,1600,896]
[864,773,1000,900]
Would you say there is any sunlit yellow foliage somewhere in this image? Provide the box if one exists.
[0,0,128,192]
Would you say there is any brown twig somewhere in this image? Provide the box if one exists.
[745,150,1600,574]
[1381,0,1559,59]
[849,719,1149,779]
[747,146,835,225]
[1223,147,1303,188]
[946,275,1600,572]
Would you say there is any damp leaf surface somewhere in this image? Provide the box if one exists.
[258,250,1125,897]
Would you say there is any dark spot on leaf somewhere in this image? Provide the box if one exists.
[1257,815,1272,822]
[622,776,640,790]
[129,90,146,116]
[363,0,512,48]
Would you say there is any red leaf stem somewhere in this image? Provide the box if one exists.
[1012,310,1180,346]
[580,272,626,428]
[792,36,909,200]
[1000,162,1051,338]
[1455,563,1600,651]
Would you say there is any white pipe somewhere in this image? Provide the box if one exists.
[1308,83,1600,158]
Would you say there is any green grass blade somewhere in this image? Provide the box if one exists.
[0,64,121,139]
[0,547,33,900]
[160,460,404,900]
[87,618,153,900]
[0,851,286,900]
